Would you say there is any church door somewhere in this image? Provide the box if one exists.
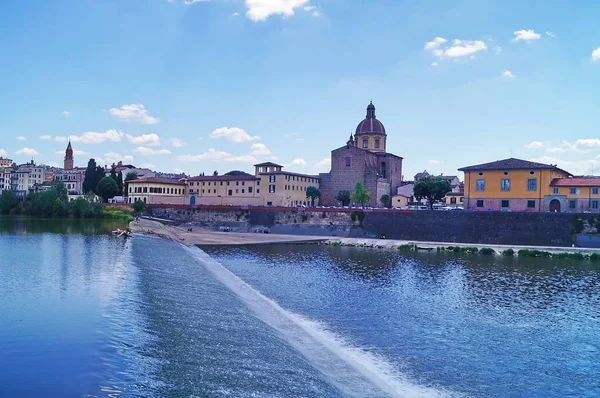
[190,196,196,206]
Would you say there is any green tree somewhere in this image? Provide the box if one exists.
[0,190,17,214]
[380,194,390,208]
[351,181,372,208]
[110,163,119,183]
[117,170,123,196]
[96,176,119,202]
[336,190,351,206]
[213,170,219,176]
[52,197,65,217]
[306,186,322,206]
[224,170,251,176]
[413,175,452,210]
[132,198,145,213]
[70,197,88,218]
[55,181,68,201]
[83,158,106,194]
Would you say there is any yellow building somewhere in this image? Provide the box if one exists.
[185,175,262,206]
[443,192,464,208]
[127,177,187,205]
[459,158,572,212]
[254,162,320,206]
[549,177,600,213]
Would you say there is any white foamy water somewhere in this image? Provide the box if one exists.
[183,245,453,398]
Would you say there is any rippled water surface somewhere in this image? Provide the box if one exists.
[1,221,600,397]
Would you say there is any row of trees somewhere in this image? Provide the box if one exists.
[81,159,141,202]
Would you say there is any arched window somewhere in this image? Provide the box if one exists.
[375,139,380,149]
[381,162,387,178]
[362,138,368,149]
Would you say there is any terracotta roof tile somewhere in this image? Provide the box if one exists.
[459,157,572,176]
[551,177,600,187]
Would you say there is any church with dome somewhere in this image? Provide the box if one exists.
[319,101,403,206]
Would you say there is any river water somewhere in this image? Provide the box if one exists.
[1,219,599,397]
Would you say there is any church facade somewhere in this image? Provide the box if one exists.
[319,102,403,207]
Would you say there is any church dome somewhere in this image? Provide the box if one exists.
[355,101,386,135]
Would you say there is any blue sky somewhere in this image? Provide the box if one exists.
[1,0,600,179]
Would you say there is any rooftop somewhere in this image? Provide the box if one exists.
[459,157,573,176]
[186,175,259,182]
[129,177,187,185]
[254,162,283,168]
[551,177,600,187]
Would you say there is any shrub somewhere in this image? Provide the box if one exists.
[398,244,416,252]
[503,248,515,256]
[479,248,495,255]
[590,253,600,262]
[462,247,479,254]
[301,214,308,222]
[571,217,585,234]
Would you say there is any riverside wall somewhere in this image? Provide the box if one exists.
[148,206,580,247]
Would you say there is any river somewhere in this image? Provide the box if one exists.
[1,219,599,397]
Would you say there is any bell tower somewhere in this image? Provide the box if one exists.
[64,141,74,170]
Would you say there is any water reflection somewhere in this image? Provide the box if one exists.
[0,215,126,235]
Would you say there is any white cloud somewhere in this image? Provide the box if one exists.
[425,38,487,60]
[315,158,331,170]
[210,127,260,143]
[424,37,447,50]
[494,45,502,55]
[431,62,438,67]
[178,148,232,162]
[62,110,71,117]
[232,12,240,16]
[55,150,89,156]
[126,133,160,147]
[287,158,307,168]
[525,141,545,149]
[40,135,67,142]
[69,129,124,144]
[592,48,600,62]
[169,138,186,148]
[250,142,271,155]
[245,0,309,22]
[173,168,184,174]
[529,155,600,176]
[512,29,541,42]
[303,5,319,16]
[0,149,7,156]
[546,31,556,38]
[428,160,442,165]
[132,147,172,156]
[109,104,159,124]
[16,147,39,156]
[502,69,515,78]
[545,139,600,153]
[139,163,157,169]
[104,152,134,166]
[224,155,258,163]
[16,136,25,141]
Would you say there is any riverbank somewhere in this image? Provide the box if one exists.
[130,218,600,258]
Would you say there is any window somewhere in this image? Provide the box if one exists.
[236,181,239,186]
[249,187,253,193]
[527,179,537,191]
[228,190,232,196]
[269,175,276,183]
[501,200,509,208]
[362,139,368,148]
[460,197,464,203]
[242,182,245,186]
[527,200,536,208]
[476,199,484,208]
[220,182,223,186]
[374,139,380,149]
[242,189,245,193]
[476,179,485,191]
[501,179,511,191]
[593,200,599,209]
[214,189,216,193]
[236,189,238,193]
[570,188,577,195]
[553,187,559,194]
[256,189,260,194]
[450,197,456,204]
[345,157,351,167]
[269,184,275,193]
[594,188,599,195]
[569,200,576,209]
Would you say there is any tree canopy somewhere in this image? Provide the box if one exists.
[224,170,251,176]
[351,181,372,208]
[96,177,119,202]
[413,175,452,210]
[380,194,390,208]
[124,172,138,182]
[336,190,351,206]
[306,186,322,206]
[83,159,106,194]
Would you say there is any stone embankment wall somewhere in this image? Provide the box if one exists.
[149,206,580,246]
